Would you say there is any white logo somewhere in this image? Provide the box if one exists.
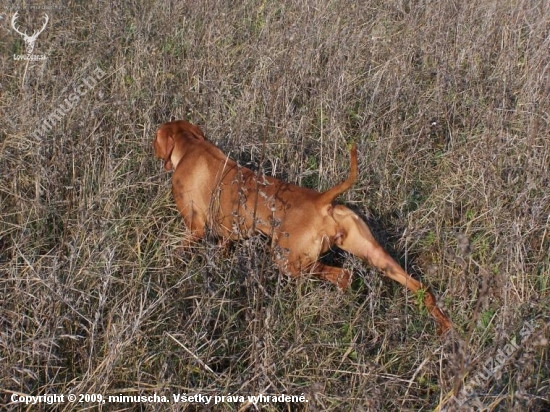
[11,12,49,60]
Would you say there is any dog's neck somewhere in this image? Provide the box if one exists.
[169,145,185,170]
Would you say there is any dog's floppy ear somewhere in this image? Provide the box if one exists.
[153,128,175,170]
[162,135,175,170]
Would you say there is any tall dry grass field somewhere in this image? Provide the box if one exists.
[1,1,549,411]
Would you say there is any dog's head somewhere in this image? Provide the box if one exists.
[153,120,206,170]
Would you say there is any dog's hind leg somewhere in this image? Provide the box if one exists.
[331,205,453,334]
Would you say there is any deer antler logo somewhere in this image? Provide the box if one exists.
[11,12,49,55]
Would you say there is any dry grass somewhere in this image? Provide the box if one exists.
[1,0,549,411]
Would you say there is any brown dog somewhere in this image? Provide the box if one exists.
[154,120,452,334]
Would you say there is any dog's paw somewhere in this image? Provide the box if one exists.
[336,269,352,290]
[436,318,454,336]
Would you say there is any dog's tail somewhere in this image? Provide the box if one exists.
[318,143,357,204]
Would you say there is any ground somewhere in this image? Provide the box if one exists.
[1,1,549,411]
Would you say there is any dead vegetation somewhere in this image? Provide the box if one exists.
[1,0,549,411]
